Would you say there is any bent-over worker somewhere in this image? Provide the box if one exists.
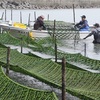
[34,15,46,30]
[83,23,100,44]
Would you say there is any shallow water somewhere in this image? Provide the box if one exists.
[5,44,100,73]
[0,8,100,25]
[1,8,100,60]
[7,69,80,100]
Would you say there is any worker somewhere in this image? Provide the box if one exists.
[34,15,46,30]
[75,15,90,31]
[83,23,100,44]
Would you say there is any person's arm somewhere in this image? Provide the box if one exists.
[80,20,88,29]
[75,21,81,27]
[40,20,46,30]
[83,31,94,39]
[42,23,46,30]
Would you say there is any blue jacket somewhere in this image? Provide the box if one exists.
[75,20,90,31]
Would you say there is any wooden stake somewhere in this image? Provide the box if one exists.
[47,14,49,21]
[20,37,23,53]
[72,4,76,24]
[62,57,66,100]
[84,43,86,56]
[55,41,57,63]
[20,12,22,23]
[5,9,7,21]
[27,32,30,45]
[28,13,31,27]
[34,11,36,21]
[53,20,57,62]
[53,20,56,38]
[11,7,13,21]
[6,47,10,75]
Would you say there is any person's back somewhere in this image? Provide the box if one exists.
[92,28,100,43]
[34,16,46,30]
[34,18,42,30]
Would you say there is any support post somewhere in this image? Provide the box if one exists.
[5,9,7,21]
[53,20,57,62]
[34,11,36,21]
[27,32,30,45]
[20,12,22,23]
[11,7,13,21]
[20,37,23,53]
[84,43,86,56]
[28,13,31,27]
[62,57,66,100]
[55,39,57,63]
[6,47,10,75]
[72,4,76,24]
[53,20,56,38]
[47,14,49,21]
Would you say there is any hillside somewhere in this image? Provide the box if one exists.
[0,0,100,9]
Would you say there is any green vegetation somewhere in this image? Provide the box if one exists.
[0,32,100,70]
[0,65,58,100]
[0,21,99,100]
[0,46,99,100]
[44,21,79,40]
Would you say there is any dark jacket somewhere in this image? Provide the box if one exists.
[84,28,100,43]
[75,20,89,31]
[34,18,46,30]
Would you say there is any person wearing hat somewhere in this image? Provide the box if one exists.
[83,23,100,44]
[75,15,90,31]
[34,15,46,30]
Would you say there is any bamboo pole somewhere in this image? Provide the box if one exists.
[55,39,57,63]
[28,13,31,27]
[5,9,7,21]
[34,11,36,21]
[53,20,57,62]
[20,37,23,53]
[20,12,22,23]
[53,20,56,38]
[47,14,49,21]
[27,32,30,45]
[62,57,66,100]
[72,4,76,24]
[6,47,10,75]
[11,7,13,21]
[84,43,86,56]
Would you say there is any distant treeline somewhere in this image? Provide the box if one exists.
[0,0,100,9]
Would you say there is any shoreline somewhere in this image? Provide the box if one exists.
[0,1,100,10]
[0,7,100,10]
